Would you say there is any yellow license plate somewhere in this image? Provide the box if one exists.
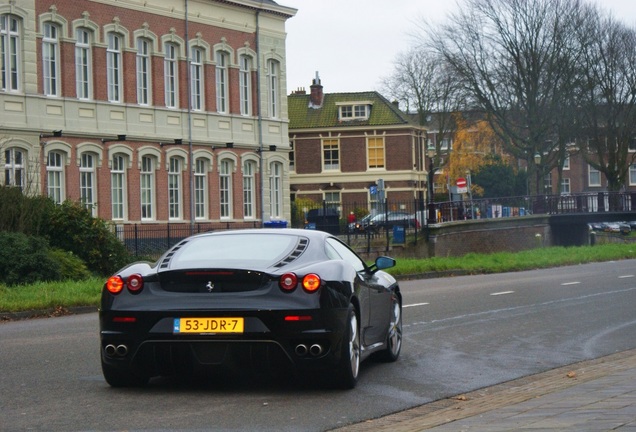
[174,317,244,334]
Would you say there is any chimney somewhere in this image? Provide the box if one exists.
[309,71,323,108]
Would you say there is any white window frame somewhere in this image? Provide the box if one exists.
[75,28,92,100]
[588,164,601,187]
[136,38,151,105]
[42,22,59,97]
[239,55,251,116]
[220,159,233,219]
[107,33,123,103]
[243,160,256,219]
[168,157,182,220]
[46,151,64,204]
[164,42,178,108]
[111,154,127,220]
[80,153,97,216]
[322,139,340,171]
[140,156,155,221]
[1,14,21,92]
[338,104,370,121]
[216,51,228,114]
[190,47,204,111]
[194,158,208,220]
[4,147,25,189]
[267,59,279,118]
[269,161,283,218]
[560,177,571,195]
[629,164,636,186]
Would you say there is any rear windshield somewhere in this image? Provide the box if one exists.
[168,233,299,268]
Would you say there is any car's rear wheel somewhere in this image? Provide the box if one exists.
[375,293,402,362]
[101,360,149,387]
[334,306,360,389]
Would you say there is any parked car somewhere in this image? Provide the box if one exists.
[99,229,402,389]
[365,212,419,233]
[347,214,373,233]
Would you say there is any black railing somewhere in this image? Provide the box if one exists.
[115,192,636,258]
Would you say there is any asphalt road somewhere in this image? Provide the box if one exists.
[1,259,635,431]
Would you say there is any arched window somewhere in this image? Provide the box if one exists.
[219,159,233,218]
[80,153,97,216]
[164,42,178,108]
[140,155,155,221]
[215,51,229,113]
[75,28,92,100]
[1,14,21,92]
[46,151,65,204]
[4,147,25,190]
[107,33,123,102]
[267,59,280,118]
[269,161,283,218]
[111,154,127,220]
[243,160,256,219]
[42,22,59,96]
[239,55,252,116]
[190,47,204,111]
[136,38,152,105]
[168,157,182,220]
[194,158,208,220]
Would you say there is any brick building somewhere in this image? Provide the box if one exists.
[288,74,427,219]
[1,0,296,231]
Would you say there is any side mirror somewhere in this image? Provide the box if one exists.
[370,256,396,273]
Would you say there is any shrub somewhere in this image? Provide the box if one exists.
[41,201,131,276]
[0,232,61,286]
[48,248,92,281]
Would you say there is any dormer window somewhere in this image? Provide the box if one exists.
[337,102,372,121]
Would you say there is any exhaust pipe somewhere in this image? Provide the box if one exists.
[116,344,128,357]
[309,344,323,356]
[295,344,308,356]
[105,344,117,356]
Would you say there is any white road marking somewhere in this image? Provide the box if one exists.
[490,291,514,296]
[561,282,581,286]
[618,275,634,279]
[403,302,429,308]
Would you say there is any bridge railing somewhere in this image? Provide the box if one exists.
[429,191,636,223]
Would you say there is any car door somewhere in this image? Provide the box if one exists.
[325,238,391,346]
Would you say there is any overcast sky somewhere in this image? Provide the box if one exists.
[280,0,636,95]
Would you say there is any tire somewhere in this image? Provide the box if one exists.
[375,293,402,362]
[101,360,149,387]
[334,306,360,389]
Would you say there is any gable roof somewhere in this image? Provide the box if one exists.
[288,91,415,129]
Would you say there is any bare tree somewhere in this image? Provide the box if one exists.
[430,0,585,195]
[382,48,466,172]
[575,9,636,195]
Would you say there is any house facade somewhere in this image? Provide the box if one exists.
[1,0,295,232]
[288,75,428,223]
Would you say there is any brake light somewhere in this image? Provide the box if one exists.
[106,276,124,294]
[112,316,137,323]
[279,273,298,292]
[284,315,312,321]
[126,274,144,294]
[302,274,321,293]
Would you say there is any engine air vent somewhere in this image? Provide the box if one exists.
[159,239,189,269]
[273,238,308,268]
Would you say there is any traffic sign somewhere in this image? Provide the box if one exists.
[456,178,467,188]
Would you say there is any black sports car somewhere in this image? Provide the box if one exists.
[99,228,402,389]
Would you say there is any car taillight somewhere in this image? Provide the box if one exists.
[279,272,298,292]
[126,274,144,294]
[106,276,124,294]
[302,274,321,293]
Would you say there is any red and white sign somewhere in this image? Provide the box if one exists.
[456,178,468,194]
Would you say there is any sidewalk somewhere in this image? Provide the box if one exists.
[332,348,636,431]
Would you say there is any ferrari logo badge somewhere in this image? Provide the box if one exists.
[206,281,214,292]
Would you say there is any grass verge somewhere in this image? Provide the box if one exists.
[1,243,635,314]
